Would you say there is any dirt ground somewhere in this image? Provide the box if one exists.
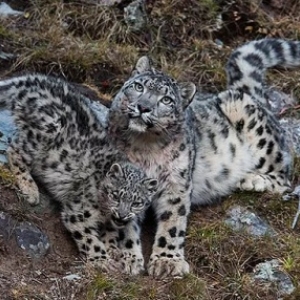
[1,0,300,299]
[0,184,83,299]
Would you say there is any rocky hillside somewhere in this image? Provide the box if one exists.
[0,0,300,299]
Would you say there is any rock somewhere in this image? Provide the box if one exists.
[124,0,148,31]
[0,110,16,164]
[0,51,15,60]
[63,274,82,281]
[280,117,300,156]
[252,259,295,297]
[265,88,295,115]
[15,222,50,258]
[0,2,23,17]
[89,100,109,127]
[264,87,300,156]
[99,0,122,5]
[225,205,276,237]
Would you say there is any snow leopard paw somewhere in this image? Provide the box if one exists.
[147,255,189,279]
[120,251,145,275]
[18,180,40,205]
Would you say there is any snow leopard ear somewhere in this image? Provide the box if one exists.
[131,56,153,76]
[178,82,197,109]
[107,163,124,180]
[142,178,158,194]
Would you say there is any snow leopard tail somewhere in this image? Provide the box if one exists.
[226,38,300,105]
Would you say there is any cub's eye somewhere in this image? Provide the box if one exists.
[134,82,144,92]
[161,97,173,105]
[132,202,143,208]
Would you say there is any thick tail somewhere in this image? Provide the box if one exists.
[226,38,300,104]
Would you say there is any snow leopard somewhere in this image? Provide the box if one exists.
[0,75,158,275]
[107,38,299,278]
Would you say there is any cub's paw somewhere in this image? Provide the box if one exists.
[18,180,40,205]
[93,257,124,274]
[147,255,189,279]
[120,251,145,275]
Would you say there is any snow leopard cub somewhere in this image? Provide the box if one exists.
[0,75,157,275]
[107,38,298,278]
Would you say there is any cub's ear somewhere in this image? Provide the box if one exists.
[107,163,124,180]
[142,178,158,194]
[178,82,197,109]
[131,56,153,76]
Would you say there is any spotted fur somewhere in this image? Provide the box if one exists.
[107,38,298,278]
[0,75,157,275]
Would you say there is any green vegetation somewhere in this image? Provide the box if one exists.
[0,165,16,187]
[0,0,300,299]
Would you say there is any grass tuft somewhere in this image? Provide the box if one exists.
[168,274,208,300]
[0,165,16,187]
[86,274,114,300]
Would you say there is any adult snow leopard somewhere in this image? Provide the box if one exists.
[0,75,157,275]
[108,39,299,278]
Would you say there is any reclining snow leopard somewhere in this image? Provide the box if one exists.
[0,75,157,275]
[107,38,299,278]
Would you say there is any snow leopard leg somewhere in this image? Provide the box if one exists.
[147,186,190,278]
[118,219,144,275]
[62,202,123,274]
[7,143,40,205]
[218,89,292,194]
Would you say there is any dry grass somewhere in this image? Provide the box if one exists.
[1,0,300,299]
[1,0,298,94]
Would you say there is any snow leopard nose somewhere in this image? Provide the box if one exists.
[137,104,151,113]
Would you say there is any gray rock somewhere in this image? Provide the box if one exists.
[280,117,300,156]
[252,259,295,296]
[0,110,16,164]
[89,100,109,127]
[0,2,23,17]
[264,87,300,156]
[124,0,147,31]
[0,51,15,60]
[265,87,295,115]
[225,205,276,237]
[15,222,50,258]
[63,274,82,281]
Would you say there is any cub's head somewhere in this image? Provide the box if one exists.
[109,56,196,137]
[103,162,157,229]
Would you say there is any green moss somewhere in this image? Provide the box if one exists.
[0,24,14,38]
[168,274,208,300]
[0,165,16,187]
[86,274,114,300]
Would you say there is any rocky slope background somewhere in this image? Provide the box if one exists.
[0,0,300,299]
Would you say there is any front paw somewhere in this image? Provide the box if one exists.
[93,257,124,274]
[18,182,40,205]
[147,255,190,278]
[120,251,145,275]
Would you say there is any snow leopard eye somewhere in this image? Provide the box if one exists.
[160,97,173,105]
[134,82,144,92]
[132,201,143,208]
